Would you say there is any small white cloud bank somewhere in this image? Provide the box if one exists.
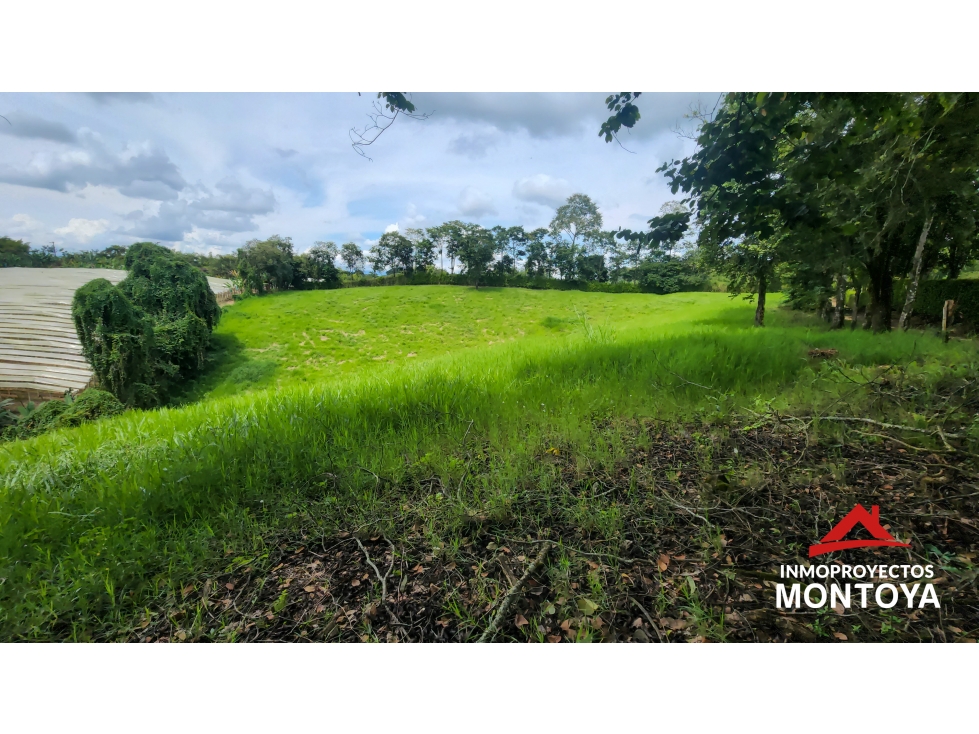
[458,186,497,218]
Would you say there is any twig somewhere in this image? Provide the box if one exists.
[659,495,714,525]
[354,537,401,627]
[477,541,552,643]
[629,598,665,643]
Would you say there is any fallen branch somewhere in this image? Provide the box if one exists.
[800,415,962,439]
[477,541,552,643]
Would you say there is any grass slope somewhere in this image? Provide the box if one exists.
[183,287,740,400]
[1,286,977,641]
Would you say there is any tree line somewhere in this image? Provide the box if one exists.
[600,92,979,329]
[3,192,712,296]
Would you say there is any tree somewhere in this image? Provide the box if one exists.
[616,204,693,266]
[491,225,527,273]
[340,242,365,273]
[523,228,552,277]
[374,231,414,275]
[442,221,497,287]
[425,223,454,273]
[549,194,604,280]
[237,235,295,294]
[350,93,431,160]
[298,242,340,289]
[405,228,436,271]
[0,237,31,267]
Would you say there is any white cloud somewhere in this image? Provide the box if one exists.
[513,174,572,208]
[402,203,426,227]
[384,223,399,233]
[55,217,110,242]
[0,129,185,197]
[0,92,705,252]
[458,187,497,218]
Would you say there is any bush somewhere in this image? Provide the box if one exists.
[1,390,124,442]
[72,278,154,406]
[72,244,221,406]
[914,279,979,325]
[633,258,708,294]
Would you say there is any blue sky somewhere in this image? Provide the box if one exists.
[0,93,715,254]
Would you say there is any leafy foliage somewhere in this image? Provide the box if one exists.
[72,244,221,406]
[1,390,124,442]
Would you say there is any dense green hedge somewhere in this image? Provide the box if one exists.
[913,279,979,325]
[72,243,220,406]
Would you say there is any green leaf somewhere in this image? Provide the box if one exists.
[577,598,599,616]
[272,589,288,613]
[755,92,767,107]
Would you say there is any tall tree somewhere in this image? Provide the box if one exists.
[549,194,604,280]
[340,242,365,273]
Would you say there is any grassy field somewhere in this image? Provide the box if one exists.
[180,287,745,400]
[1,286,977,642]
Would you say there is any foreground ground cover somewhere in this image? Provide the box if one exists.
[1,288,976,641]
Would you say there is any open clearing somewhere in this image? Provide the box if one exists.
[184,286,727,400]
[1,286,977,642]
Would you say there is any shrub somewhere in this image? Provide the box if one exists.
[72,244,220,406]
[72,278,154,406]
[914,279,979,325]
[633,258,708,294]
[1,390,124,442]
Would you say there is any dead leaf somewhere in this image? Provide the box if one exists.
[546,635,562,643]
[514,614,529,628]
[560,619,572,631]
[225,582,235,591]
[632,617,644,628]
[833,632,848,641]
[181,584,194,599]
[175,630,187,641]
[351,579,360,587]
[304,586,316,593]
[657,554,670,572]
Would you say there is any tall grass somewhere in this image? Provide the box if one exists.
[1,292,975,639]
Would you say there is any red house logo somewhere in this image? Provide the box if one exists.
[809,504,910,558]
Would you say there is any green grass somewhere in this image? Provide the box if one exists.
[180,287,742,400]
[1,286,977,640]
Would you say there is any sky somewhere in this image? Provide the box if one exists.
[0,93,717,255]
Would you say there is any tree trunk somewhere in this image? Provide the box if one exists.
[832,270,847,329]
[866,252,893,333]
[851,280,862,330]
[754,273,767,327]
[948,241,962,279]
[898,214,934,331]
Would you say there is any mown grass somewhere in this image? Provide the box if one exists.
[1,287,976,640]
